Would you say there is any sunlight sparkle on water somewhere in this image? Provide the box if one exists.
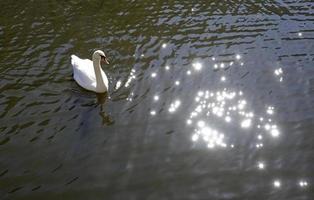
[150,110,156,116]
[274,68,283,76]
[196,125,227,148]
[299,180,308,188]
[165,65,170,70]
[238,100,246,110]
[125,69,136,87]
[274,180,281,188]
[115,80,122,90]
[274,68,283,82]
[162,43,167,48]
[256,143,263,148]
[192,62,202,71]
[241,119,252,128]
[198,91,204,97]
[258,162,265,169]
[271,128,280,137]
[169,100,181,113]
[153,95,159,101]
[236,54,241,60]
[187,70,191,75]
[267,106,274,115]
[197,120,205,128]
[175,80,180,86]
[126,92,134,102]
[298,32,303,37]
[192,134,198,142]
[187,87,280,150]
[225,116,231,123]
[265,124,271,130]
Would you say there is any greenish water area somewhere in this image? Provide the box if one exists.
[1,0,314,199]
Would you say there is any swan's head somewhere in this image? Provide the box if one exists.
[93,50,109,65]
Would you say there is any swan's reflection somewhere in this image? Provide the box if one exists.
[96,93,114,126]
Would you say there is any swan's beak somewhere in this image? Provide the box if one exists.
[101,56,110,65]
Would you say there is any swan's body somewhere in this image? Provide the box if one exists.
[71,50,109,93]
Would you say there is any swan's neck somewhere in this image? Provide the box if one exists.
[93,58,106,91]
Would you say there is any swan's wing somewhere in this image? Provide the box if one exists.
[71,55,96,89]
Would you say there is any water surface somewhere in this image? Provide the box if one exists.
[1,0,314,199]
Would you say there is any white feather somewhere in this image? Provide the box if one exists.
[71,53,108,93]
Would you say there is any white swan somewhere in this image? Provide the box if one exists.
[71,50,110,93]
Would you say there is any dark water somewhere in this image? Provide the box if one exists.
[1,0,314,199]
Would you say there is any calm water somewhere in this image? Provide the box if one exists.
[1,0,314,199]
